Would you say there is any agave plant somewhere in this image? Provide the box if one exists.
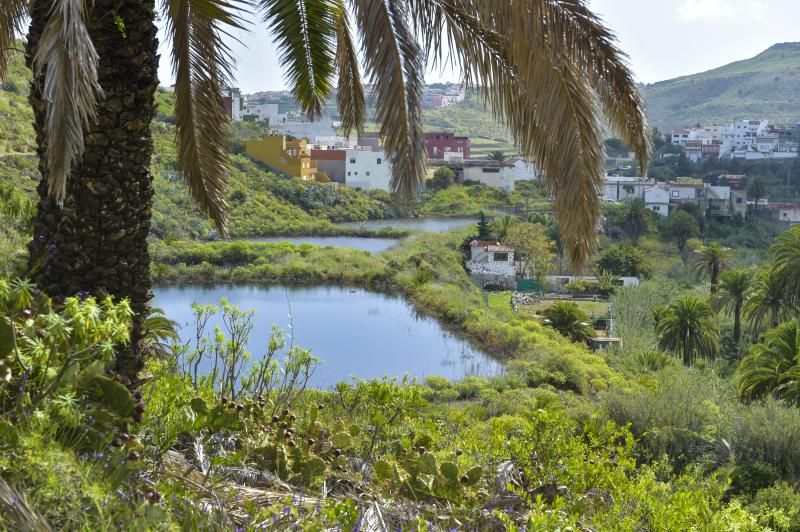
[1,0,649,379]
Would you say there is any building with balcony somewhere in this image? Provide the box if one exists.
[245,135,320,181]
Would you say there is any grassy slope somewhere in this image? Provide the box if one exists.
[642,42,800,130]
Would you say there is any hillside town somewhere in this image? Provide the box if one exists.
[670,119,800,160]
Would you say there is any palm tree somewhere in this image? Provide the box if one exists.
[656,294,718,366]
[541,302,595,343]
[693,241,732,292]
[747,176,767,212]
[487,150,507,164]
[744,266,791,335]
[492,215,515,241]
[772,225,800,310]
[621,198,648,243]
[711,268,751,345]
[2,0,649,379]
[738,320,800,405]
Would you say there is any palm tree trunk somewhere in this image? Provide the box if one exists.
[26,0,159,382]
[733,301,741,345]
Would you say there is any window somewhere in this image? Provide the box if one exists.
[493,252,509,262]
[671,191,679,197]
[366,171,370,176]
[347,172,351,176]
[350,158,356,163]
[736,198,743,204]
[354,171,358,175]
[377,158,382,164]
[652,206,660,211]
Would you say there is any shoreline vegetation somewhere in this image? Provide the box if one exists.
[152,232,623,397]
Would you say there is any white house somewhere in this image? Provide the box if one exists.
[344,148,392,191]
[546,275,640,288]
[462,164,516,192]
[242,102,279,122]
[775,204,800,225]
[603,176,653,202]
[466,240,515,282]
[644,185,669,216]
[223,87,241,121]
[511,158,539,181]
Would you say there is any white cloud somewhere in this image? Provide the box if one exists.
[677,0,765,22]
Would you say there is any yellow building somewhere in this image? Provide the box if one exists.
[245,134,320,180]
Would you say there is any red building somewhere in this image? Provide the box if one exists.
[424,132,470,159]
[701,141,721,159]
[221,96,233,118]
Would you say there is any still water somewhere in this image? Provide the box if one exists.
[338,217,477,233]
[246,236,398,253]
[154,284,501,389]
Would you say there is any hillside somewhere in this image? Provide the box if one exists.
[422,95,517,156]
[642,42,800,130]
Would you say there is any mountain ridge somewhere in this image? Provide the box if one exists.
[641,42,800,131]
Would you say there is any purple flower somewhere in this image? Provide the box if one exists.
[48,242,57,254]
[38,232,46,242]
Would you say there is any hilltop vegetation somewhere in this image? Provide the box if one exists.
[642,43,800,130]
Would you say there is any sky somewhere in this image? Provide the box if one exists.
[156,0,800,94]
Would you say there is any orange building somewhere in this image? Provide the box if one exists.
[245,134,322,181]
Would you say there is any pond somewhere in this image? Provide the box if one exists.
[338,217,477,233]
[246,236,398,253]
[154,284,502,389]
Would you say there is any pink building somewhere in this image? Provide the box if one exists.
[424,132,470,159]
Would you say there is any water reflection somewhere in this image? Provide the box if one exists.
[154,284,502,389]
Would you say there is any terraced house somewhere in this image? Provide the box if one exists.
[245,134,326,181]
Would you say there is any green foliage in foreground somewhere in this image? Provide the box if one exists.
[2,279,798,529]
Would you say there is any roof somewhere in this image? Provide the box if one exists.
[707,186,731,200]
[470,240,514,252]
[311,149,346,161]
[486,245,514,252]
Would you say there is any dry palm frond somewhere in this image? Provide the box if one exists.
[333,2,364,136]
[259,0,337,120]
[0,0,28,80]
[31,0,102,205]
[0,478,53,532]
[510,0,650,170]
[351,0,426,196]
[164,0,250,235]
[407,0,649,270]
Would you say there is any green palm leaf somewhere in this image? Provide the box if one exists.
[163,0,251,235]
[351,0,426,197]
[333,3,364,136]
[259,0,337,120]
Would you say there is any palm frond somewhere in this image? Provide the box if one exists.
[0,0,28,80]
[31,0,102,205]
[259,0,337,119]
[407,0,649,271]
[530,0,651,171]
[351,0,426,196]
[164,0,251,235]
[333,3,364,136]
